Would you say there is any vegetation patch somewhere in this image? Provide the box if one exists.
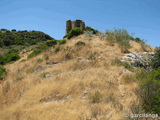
[120,62,134,72]
[45,40,57,46]
[122,74,137,84]
[28,43,49,58]
[111,58,121,66]
[0,52,20,65]
[59,40,67,45]
[75,41,85,46]
[65,27,82,39]
[0,29,53,46]
[105,29,131,53]
[37,58,43,63]
[90,91,102,103]
[28,49,43,58]
[135,68,160,115]
[55,46,60,52]
[135,48,160,115]
[0,65,7,80]
[132,37,145,44]
[85,26,99,34]
[111,58,134,71]
[151,47,160,69]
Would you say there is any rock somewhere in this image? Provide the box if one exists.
[61,100,65,103]
[124,69,131,73]
[143,52,147,54]
[120,60,131,65]
[121,93,125,97]
[81,59,91,62]
[83,91,88,95]
[34,66,45,73]
[46,61,59,65]
[94,45,100,47]
[66,95,70,99]
[148,52,155,56]
[122,56,131,60]
[122,52,153,68]
[45,73,52,78]
[80,98,87,101]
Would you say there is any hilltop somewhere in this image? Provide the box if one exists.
[0,27,159,120]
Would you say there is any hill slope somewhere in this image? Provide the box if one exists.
[0,34,157,120]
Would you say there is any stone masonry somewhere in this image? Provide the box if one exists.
[66,20,85,34]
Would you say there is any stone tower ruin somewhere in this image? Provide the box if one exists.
[66,20,85,34]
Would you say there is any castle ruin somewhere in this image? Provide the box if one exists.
[66,20,85,34]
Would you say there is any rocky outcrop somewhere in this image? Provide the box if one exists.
[121,52,155,68]
[66,20,85,34]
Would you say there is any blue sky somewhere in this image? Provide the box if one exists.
[0,0,160,46]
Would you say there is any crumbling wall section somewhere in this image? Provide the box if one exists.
[66,20,85,34]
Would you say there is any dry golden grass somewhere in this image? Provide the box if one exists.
[0,34,157,120]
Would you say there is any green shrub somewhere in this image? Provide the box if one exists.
[118,39,130,53]
[66,27,82,39]
[142,69,160,115]
[88,52,96,61]
[135,68,160,115]
[134,37,141,42]
[28,49,43,58]
[20,59,26,62]
[63,35,67,39]
[111,58,134,71]
[55,46,60,52]
[133,37,145,43]
[0,65,7,80]
[75,41,85,46]
[4,53,20,62]
[151,47,160,69]
[90,91,102,103]
[64,53,72,60]
[111,58,121,66]
[140,42,148,52]
[38,44,48,50]
[7,49,19,53]
[0,52,20,65]
[0,55,5,65]
[28,43,49,58]
[46,40,57,46]
[84,30,93,41]
[105,29,131,52]
[121,62,134,71]
[85,26,99,34]
[59,40,67,45]
[37,58,43,63]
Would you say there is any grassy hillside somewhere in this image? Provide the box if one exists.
[0,29,159,120]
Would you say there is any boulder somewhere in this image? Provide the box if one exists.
[122,52,154,68]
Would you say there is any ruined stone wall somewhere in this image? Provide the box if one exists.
[66,20,85,34]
